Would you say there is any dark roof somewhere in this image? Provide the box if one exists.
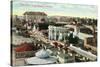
[23,12,47,16]
[15,43,33,52]
[15,42,40,52]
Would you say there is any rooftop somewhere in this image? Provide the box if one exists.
[23,12,47,16]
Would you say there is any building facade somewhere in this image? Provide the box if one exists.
[24,12,47,23]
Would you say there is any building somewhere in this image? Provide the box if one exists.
[78,33,97,52]
[57,47,75,63]
[49,16,74,22]
[23,12,47,23]
[12,15,20,27]
[64,24,97,55]
[48,25,68,41]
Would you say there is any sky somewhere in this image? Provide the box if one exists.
[12,1,98,19]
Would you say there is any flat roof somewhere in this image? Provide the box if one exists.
[78,32,93,40]
[68,45,97,61]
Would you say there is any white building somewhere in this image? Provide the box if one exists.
[48,25,68,41]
